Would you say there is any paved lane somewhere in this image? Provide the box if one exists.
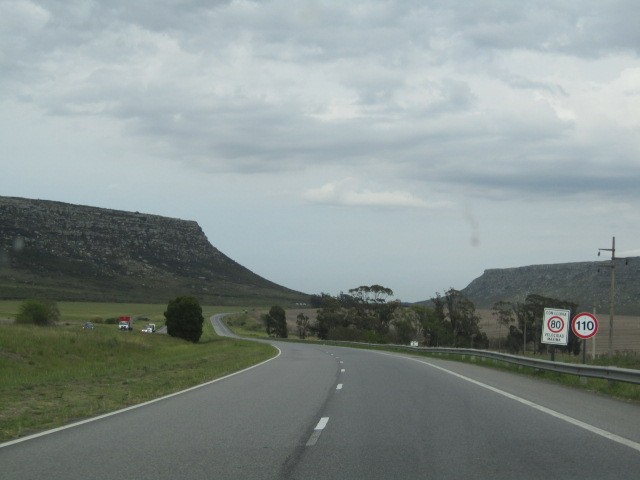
[0,322,341,480]
[2,316,640,479]
[285,347,640,479]
[211,312,240,338]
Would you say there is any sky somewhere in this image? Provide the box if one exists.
[1,1,640,303]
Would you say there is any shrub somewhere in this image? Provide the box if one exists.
[16,300,60,326]
[164,296,204,343]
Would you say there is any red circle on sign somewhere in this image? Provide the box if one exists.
[571,312,599,340]
[547,316,564,333]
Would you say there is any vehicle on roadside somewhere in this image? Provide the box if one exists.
[118,316,133,331]
[141,323,156,333]
[83,322,94,330]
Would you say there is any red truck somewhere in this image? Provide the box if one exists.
[118,316,133,331]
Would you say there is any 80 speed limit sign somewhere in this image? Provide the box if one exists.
[571,312,599,339]
[542,308,570,345]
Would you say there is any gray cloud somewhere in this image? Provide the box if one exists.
[2,0,639,201]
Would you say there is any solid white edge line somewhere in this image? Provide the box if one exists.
[0,345,282,449]
[374,350,640,454]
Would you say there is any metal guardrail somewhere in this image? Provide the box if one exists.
[323,340,640,385]
[219,312,640,386]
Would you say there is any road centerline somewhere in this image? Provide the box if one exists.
[306,417,330,447]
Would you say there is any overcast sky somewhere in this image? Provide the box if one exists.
[2,1,639,302]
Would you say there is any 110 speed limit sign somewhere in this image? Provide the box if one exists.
[571,312,599,339]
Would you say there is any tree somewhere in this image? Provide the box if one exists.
[503,294,580,355]
[164,296,204,343]
[523,294,579,355]
[392,308,421,345]
[348,285,400,335]
[413,305,450,346]
[511,301,530,354]
[310,285,400,342]
[312,295,348,340]
[264,305,288,338]
[506,325,523,354]
[492,300,515,350]
[262,313,276,336]
[442,288,482,347]
[296,312,310,339]
[16,300,59,326]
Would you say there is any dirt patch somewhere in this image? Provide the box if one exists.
[0,349,26,363]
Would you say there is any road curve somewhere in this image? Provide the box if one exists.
[2,315,640,479]
[211,312,239,338]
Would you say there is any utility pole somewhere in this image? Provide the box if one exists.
[598,237,616,357]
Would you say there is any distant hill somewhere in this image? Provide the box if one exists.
[459,259,640,314]
[0,196,307,305]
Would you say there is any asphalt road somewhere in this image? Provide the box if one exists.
[2,314,640,479]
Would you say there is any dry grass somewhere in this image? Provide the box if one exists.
[477,309,640,355]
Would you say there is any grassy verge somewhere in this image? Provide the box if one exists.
[0,303,275,442]
[223,310,270,338]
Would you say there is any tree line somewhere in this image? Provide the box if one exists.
[307,285,487,348]
[304,286,581,355]
[492,293,581,355]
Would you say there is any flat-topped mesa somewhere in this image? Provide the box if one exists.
[0,196,305,304]
[461,260,640,314]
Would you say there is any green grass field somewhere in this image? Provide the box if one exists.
[223,310,270,338]
[0,301,275,441]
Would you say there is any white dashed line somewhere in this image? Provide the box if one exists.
[336,384,343,390]
[306,417,330,446]
[341,368,345,372]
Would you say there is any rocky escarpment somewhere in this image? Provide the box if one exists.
[0,196,305,304]
[461,259,640,314]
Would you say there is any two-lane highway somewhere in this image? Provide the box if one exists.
[2,318,342,479]
[2,315,640,479]
[284,346,640,479]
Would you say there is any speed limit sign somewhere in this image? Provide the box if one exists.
[572,312,599,339]
[542,308,570,345]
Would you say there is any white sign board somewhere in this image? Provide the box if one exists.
[541,308,570,345]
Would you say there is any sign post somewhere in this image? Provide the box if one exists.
[541,308,570,361]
